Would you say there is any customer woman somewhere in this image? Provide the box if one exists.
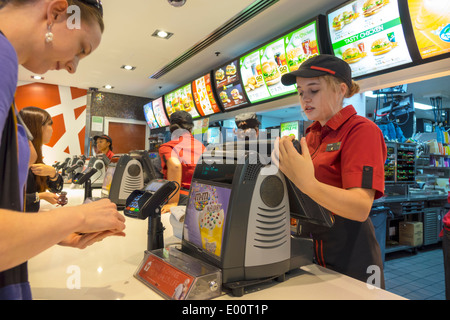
[19,107,63,212]
[0,0,125,300]
[274,54,387,288]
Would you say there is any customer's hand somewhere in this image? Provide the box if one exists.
[75,199,126,235]
[59,231,125,249]
[161,202,178,214]
[40,192,59,205]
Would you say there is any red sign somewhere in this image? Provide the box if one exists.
[138,254,195,300]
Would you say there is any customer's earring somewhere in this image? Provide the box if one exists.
[45,24,54,43]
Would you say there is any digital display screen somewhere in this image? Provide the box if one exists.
[183,182,232,258]
[145,180,165,192]
[143,102,159,129]
[152,97,170,127]
[192,118,210,135]
[327,0,412,78]
[207,127,221,145]
[239,20,320,104]
[164,83,200,119]
[407,0,450,59]
[280,121,300,139]
[192,73,221,116]
[197,163,236,185]
[213,60,249,110]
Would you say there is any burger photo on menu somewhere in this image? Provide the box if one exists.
[215,68,225,81]
[226,63,236,76]
[343,10,358,25]
[363,0,389,17]
[231,89,242,101]
[332,14,344,30]
[219,91,229,104]
[342,47,366,63]
[262,61,281,86]
[371,37,397,55]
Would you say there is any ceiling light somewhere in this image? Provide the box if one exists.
[103,85,114,90]
[152,29,174,39]
[157,30,168,38]
[168,0,186,7]
[121,65,136,71]
[415,103,433,110]
[31,75,44,80]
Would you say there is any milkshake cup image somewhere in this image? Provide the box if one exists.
[199,207,225,256]
[413,0,450,51]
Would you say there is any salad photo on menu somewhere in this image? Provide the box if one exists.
[328,0,412,77]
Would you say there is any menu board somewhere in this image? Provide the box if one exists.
[164,84,200,119]
[192,74,221,116]
[143,102,159,129]
[152,97,170,127]
[239,20,319,104]
[213,60,249,110]
[407,0,450,59]
[328,0,412,78]
[192,118,210,135]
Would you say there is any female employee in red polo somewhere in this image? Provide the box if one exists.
[275,54,387,288]
[159,111,205,213]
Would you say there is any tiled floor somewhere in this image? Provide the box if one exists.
[384,243,446,300]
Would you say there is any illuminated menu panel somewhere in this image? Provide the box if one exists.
[407,0,450,59]
[164,83,200,119]
[280,121,300,139]
[143,102,159,129]
[152,97,170,127]
[327,0,412,78]
[192,74,221,116]
[213,60,249,110]
[239,20,319,104]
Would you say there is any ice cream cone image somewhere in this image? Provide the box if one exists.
[199,208,224,256]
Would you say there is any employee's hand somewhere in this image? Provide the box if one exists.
[39,192,59,205]
[273,136,317,193]
[31,163,57,178]
[75,199,126,235]
[161,202,178,214]
[58,231,125,249]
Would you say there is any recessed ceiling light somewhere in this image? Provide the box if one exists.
[152,29,174,39]
[103,85,114,90]
[121,65,136,71]
[31,75,44,80]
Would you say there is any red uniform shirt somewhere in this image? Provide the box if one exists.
[306,105,387,200]
[159,133,205,192]
[104,149,114,160]
[304,105,387,286]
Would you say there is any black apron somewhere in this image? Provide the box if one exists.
[301,215,385,289]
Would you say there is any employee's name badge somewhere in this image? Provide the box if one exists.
[326,142,341,152]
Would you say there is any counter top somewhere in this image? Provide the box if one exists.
[29,187,406,300]
[373,194,447,204]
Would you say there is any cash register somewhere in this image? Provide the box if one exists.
[105,150,158,209]
[134,140,334,298]
[83,154,110,188]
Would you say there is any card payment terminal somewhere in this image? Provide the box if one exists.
[124,179,178,220]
